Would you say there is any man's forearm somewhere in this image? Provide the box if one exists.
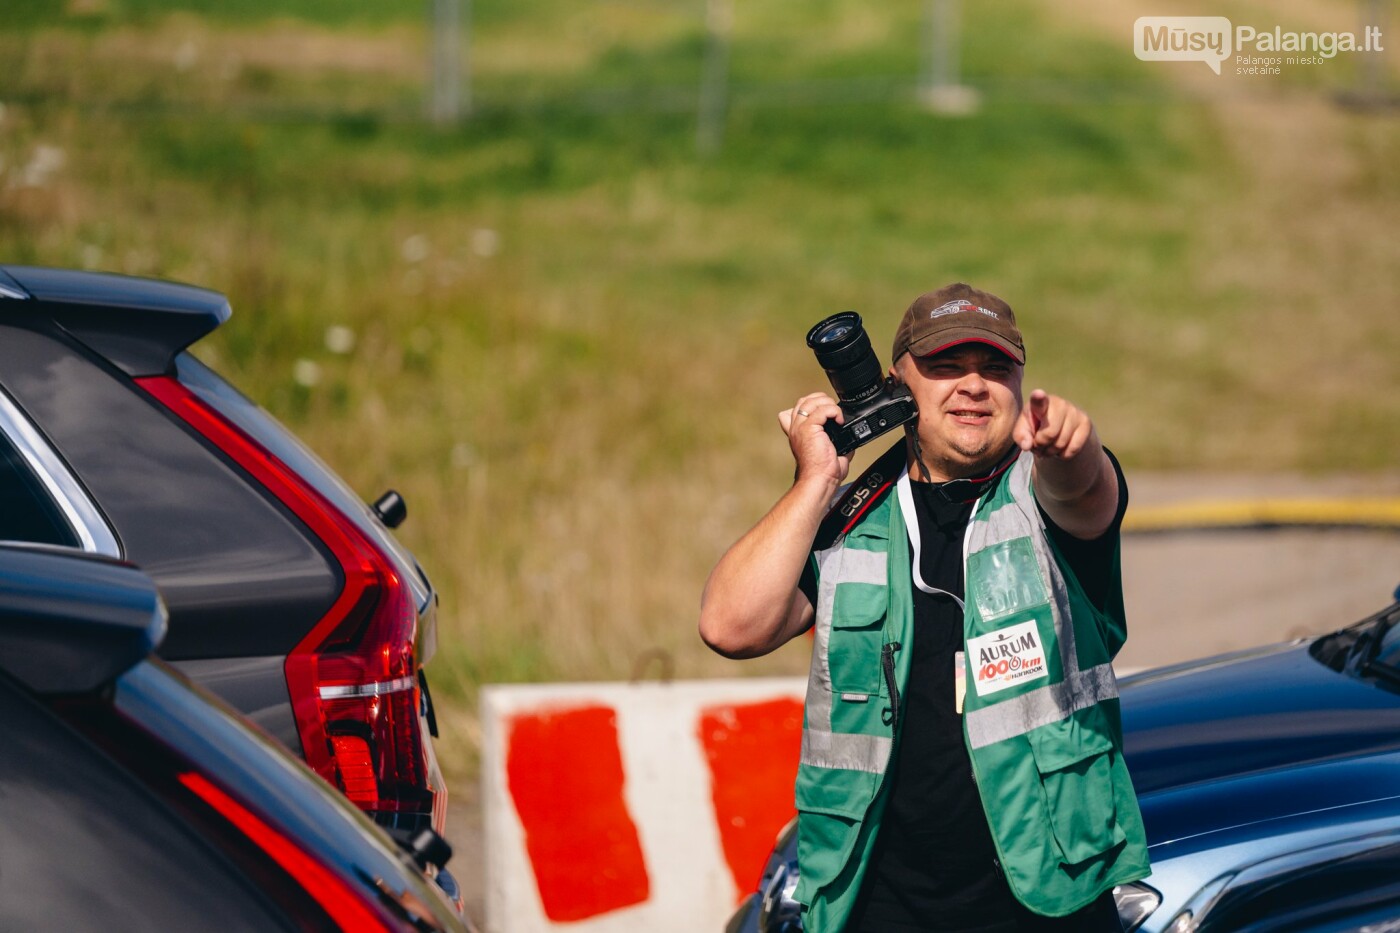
[1032,440,1119,540]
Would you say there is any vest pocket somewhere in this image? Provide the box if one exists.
[794,809,858,907]
[793,765,872,903]
[1026,705,1125,865]
[827,583,886,696]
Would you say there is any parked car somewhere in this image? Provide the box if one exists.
[0,265,447,846]
[730,596,1400,933]
[0,542,472,931]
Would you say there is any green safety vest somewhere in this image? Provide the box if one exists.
[794,446,1150,931]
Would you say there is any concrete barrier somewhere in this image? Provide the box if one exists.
[481,678,806,933]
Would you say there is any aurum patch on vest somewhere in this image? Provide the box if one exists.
[968,621,1049,696]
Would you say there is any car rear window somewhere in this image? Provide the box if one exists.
[0,415,81,549]
[174,353,431,610]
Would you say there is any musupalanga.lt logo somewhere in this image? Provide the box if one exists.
[1134,16,1384,75]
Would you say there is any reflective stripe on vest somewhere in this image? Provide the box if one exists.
[801,540,889,772]
[963,455,1119,748]
[964,662,1118,748]
[800,728,893,774]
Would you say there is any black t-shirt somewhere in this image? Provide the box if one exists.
[804,451,1129,933]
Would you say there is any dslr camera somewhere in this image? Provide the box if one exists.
[805,312,919,456]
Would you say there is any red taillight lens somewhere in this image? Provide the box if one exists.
[331,734,380,806]
[139,376,439,821]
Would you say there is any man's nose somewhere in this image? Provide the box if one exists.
[957,371,988,395]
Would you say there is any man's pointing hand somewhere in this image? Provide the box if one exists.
[1013,389,1096,461]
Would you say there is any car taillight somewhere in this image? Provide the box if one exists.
[138,376,440,824]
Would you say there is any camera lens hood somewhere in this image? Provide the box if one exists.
[807,312,884,406]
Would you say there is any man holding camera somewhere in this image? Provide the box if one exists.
[700,283,1147,932]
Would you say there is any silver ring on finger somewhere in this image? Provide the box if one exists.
[796,408,810,417]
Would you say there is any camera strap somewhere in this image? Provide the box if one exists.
[813,440,908,551]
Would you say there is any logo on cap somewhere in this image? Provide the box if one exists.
[929,299,1000,321]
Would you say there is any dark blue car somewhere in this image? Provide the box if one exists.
[0,543,472,931]
[731,597,1400,933]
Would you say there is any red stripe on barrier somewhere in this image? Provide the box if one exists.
[505,704,650,922]
[698,698,804,901]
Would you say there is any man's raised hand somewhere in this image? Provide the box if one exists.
[779,392,852,487]
[1013,389,1097,461]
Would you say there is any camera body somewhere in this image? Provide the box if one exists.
[806,312,919,456]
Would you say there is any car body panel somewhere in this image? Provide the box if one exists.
[1123,642,1400,799]
[0,673,298,931]
[1141,802,1400,932]
[170,654,303,750]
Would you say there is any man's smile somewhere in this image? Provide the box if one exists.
[947,408,992,425]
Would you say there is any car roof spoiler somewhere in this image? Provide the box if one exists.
[0,545,167,693]
[0,265,231,376]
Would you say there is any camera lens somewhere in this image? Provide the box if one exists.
[806,312,885,406]
[813,321,854,345]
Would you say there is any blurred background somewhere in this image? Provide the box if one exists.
[2,0,1397,802]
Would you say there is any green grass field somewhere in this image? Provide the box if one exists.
[2,0,1396,776]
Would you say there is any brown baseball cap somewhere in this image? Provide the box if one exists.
[890,283,1025,365]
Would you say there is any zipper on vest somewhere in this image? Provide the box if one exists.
[881,642,902,733]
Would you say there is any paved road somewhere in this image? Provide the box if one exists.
[1117,472,1400,670]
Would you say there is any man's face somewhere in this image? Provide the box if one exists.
[892,343,1024,480]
